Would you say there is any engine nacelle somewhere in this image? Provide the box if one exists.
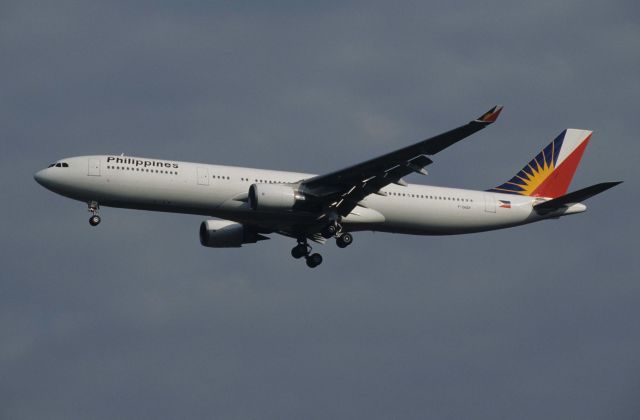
[199,220,267,248]
[248,183,304,211]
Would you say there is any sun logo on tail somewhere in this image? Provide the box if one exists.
[488,129,592,198]
[510,154,556,196]
[489,133,563,196]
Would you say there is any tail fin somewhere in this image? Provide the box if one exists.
[489,129,592,198]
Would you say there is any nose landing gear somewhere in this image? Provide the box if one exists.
[88,201,101,226]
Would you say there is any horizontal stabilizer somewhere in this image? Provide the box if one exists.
[534,181,622,213]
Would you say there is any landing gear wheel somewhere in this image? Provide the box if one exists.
[89,215,101,226]
[306,253,323,268]
[292,237,323,267]
[321,224,337,239]
[336,232,353,248]
[291,243,308,259]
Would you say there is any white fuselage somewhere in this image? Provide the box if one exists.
[34,155,586,235]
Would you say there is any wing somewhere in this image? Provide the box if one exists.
[299,105,503,217]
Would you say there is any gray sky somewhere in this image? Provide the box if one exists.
[1,1,639,419]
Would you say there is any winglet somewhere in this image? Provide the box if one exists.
[476,105,503,123]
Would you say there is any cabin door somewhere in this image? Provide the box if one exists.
[88,158,101,176]
[197,167,209,185]
[484,193,496,213]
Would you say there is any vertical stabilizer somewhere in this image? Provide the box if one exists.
[489,129,591,198]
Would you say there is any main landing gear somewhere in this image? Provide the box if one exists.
[321,223,338,239]
[323,222,354,249]
[291,227,354,268]
[291,238,323,268]
[88,201,101,226]
[336,232,353,248]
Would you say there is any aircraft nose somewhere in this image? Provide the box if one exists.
[34,169,49,186]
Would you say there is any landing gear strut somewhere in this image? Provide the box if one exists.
[291,237,323,268]
[88,201,101,226]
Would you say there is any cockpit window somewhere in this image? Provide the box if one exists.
[51,162,69,168]
[62,163,69,167]
[48,163,55,167]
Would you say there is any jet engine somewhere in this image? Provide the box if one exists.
[199,220,268,248]
[248,183,305,211]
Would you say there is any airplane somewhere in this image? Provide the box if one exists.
[34,106,621,267]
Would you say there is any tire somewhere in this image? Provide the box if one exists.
[291,244,307,259]
[321,224,336,239]
[336,232,353,248]
[306,253,323,268]
[89,215,101,226]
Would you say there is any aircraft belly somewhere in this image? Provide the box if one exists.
[342,206,386,225]
[366,194,535,235]
[87,174,230,214]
